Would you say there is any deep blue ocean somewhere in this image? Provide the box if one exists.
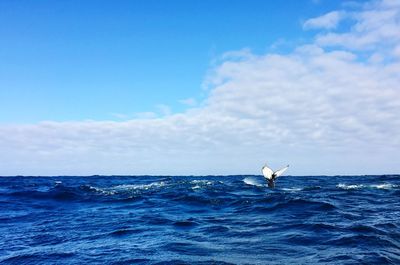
[0,175,399,264]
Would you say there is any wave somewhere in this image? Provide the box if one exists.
[273,198,337,212]
[337,183,398,190]
[1,175,400,264]
[3,179,225,203]
[173,218,199,228]
[243,177,265,187]
[109,228,144,237]
[1,252,75,264]
[325,234,398,248]
[112,181,166,191]
[370,183,398,189]
[190,179,215,190]
[80,185,116,195]
[281,187,303,192]
[337,183,364,190]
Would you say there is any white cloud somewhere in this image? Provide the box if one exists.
[315,0,400,51]
[303,11,344,30]
[0,0,399,176]
[393,44,400,57]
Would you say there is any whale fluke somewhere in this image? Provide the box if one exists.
[262,164,289,188]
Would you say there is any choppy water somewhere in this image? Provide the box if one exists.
[1,175,399,264]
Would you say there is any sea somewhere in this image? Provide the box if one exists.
[0,175,399,264]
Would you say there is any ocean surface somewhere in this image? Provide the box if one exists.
[0,175,399,264]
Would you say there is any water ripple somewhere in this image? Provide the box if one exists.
[0,175,399,264]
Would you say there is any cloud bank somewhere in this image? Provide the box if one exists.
[1,0,399,175]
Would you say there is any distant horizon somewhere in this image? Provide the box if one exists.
[2,173,399,177]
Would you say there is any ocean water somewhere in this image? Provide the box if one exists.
[0,175,399,265]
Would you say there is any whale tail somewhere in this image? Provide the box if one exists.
[262,164,289,180]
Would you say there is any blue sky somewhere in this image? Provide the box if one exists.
[1,0,344,122]
[1,0,400,176]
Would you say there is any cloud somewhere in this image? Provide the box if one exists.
[393,44,400,57]
[315,0,400,52]
[303,11,344,30]
[1,0,399,175]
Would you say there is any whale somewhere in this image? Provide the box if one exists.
[262,164,289,188]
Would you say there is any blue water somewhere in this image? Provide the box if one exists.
[0,175,399,264]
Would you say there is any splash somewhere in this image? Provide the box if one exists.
[243,177,265,187]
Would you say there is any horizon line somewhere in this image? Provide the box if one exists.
[1,174,399,178]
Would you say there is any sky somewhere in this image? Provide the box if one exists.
[0,0,399,176]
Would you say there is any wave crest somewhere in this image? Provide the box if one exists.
[243,177,265,187]
[337,183,398,190]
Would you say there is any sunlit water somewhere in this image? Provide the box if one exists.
[1,175,399,264]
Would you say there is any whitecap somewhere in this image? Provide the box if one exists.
[337,183,397,190]
[282,187,302,192]
[112,181,166,191]
[243,177,265,187]
[190,180,213,185]
[370,183,397,190]
[337,183,364,190]
[190,180,214,190]
[86,185,116,195]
